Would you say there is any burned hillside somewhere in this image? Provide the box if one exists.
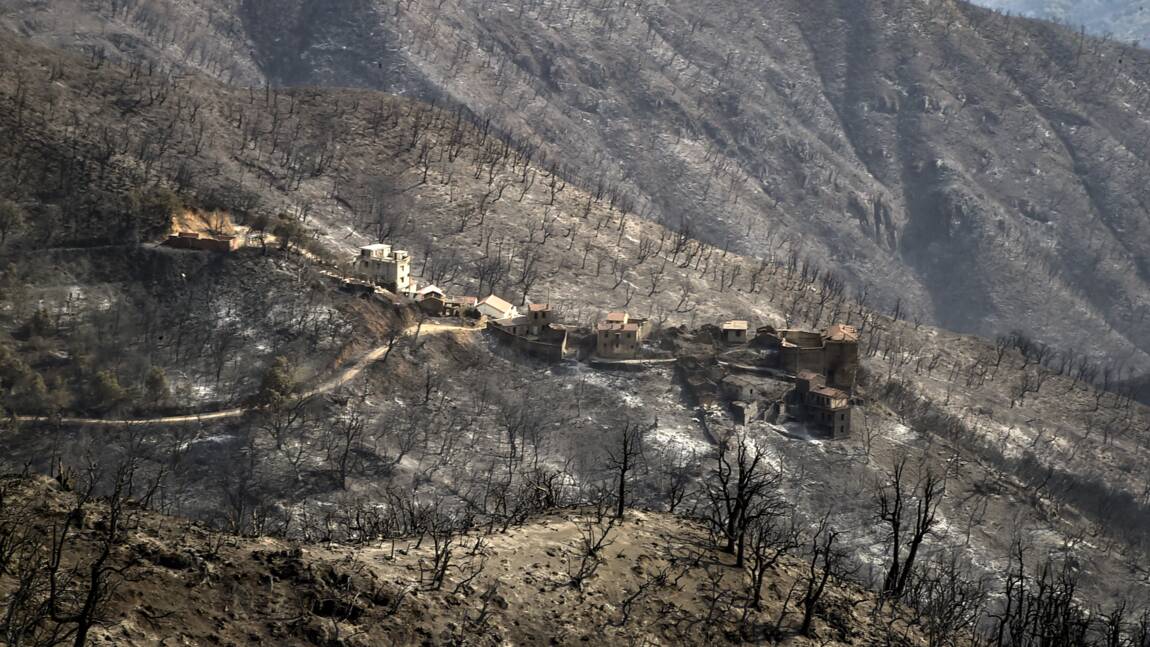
[0,11,1149,646]
[0,474,980,646]
[7,0,1150,373]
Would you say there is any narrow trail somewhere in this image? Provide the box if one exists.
[13,321,481,428]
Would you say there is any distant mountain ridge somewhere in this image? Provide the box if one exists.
[975,0,1150,46]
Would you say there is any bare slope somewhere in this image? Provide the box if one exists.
[6,0,1150,372]
[0,475,934,646]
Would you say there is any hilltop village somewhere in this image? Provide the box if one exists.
[353,242,862,439]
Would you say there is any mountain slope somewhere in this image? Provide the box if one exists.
[3,23,1150,612]
[6,0,1150,373]
[4,7,1150,634]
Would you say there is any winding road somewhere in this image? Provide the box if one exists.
[12,321,480,428]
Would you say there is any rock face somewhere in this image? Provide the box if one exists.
[6,0,1150,368]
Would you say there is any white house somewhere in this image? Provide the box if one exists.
[477,294,518,320]
[358,243,413,294]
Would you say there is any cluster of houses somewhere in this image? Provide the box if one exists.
[486,306,661,364]
[354,242,861,440]
[356,243,477,315]
[692,320,861,439]
[355,244,670,364]
[355,243,572,359]
[485,300,571,361]
[760,323,860,391]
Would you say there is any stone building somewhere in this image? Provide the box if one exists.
[717,373,793,426]
[359,243,413,294]
[794,371,852,439]
[723,374,763,425]
[677,356,722,408]
[416,285,445,300]
[449,296,478,317]
[732,400,761,426]
[416,286,481,318]
[163,231,243,252]
[773,329,827,376]
[492,315,531,337]
[595,312,651,359]
[757,324,860,391]
[416,285,445,314]
[526,303,554,336]
[418,295,445,316]
[418,291,478,317]
[822,324,860,390]
[721,374,761,403]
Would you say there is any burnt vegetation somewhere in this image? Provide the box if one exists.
[0,1,1150,644]
[8,0,1150,363]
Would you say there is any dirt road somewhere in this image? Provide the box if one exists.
[13,321,480,428]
